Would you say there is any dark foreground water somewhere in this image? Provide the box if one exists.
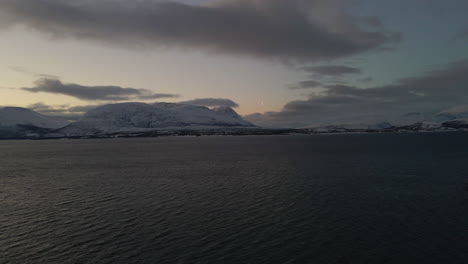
[1,133,468,264]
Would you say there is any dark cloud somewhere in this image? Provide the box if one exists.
[357,77,373,83]
[359,16,384,29]
[27,102,99,120]
[288,80,323,90]
[28,102,98,114]
[66,105,100,113]
[0,0,400,62]
[455,28,468,40]
[246,59,468,127]
[21,78,179,101]
[179,98,239,108]
[301,65,362,76]
[27,102,69,114]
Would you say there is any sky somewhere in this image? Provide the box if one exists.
[0,0,467,126]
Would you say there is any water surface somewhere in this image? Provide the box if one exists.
[1,133,468,263]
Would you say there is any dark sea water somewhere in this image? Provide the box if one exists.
[1,133,468,264]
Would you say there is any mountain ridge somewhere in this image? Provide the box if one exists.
[1,103,468,139]
[0,107,70,129]
[57,102,255,136]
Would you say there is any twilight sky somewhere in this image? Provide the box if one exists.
[0,0,467,126]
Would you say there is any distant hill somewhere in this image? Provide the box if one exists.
[0,107,70,129]
[244,106,468,131]
[2,103,468,139]
[0,107,70,139]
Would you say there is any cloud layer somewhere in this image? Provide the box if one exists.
[289,80,323,90]
[246,59,468,127]
[0,0,400,62]
[301,65,362,76]
[179,98,239,108]
[25,102,98,120]
[21,78,179,101]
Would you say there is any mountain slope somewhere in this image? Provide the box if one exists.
[0,107,70,129]
[58,102,254,136]
[0,107,70,139]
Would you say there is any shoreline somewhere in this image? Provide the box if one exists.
[1,128,466,141]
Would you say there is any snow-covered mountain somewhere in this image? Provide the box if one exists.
[304,108,468,133]
[434,106,468,122]
[0,107,70,129]
[0,107,70,138]
[2,103,467,139]
[58,102,254,136]
[245,103,468,130]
